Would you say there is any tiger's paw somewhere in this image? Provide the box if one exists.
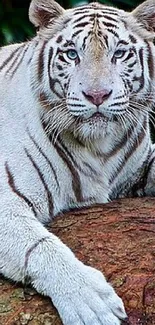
[51,262,127,325]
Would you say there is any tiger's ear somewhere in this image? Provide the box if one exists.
[132,0,155,33]
[29,0,64,28]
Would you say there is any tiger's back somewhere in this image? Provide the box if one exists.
[0,1,155,325]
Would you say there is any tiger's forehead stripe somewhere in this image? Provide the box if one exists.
[102,15,118,22]
[63,40,75,47]
[73,13,97,24]
[128,34,137,44]
[72,9,119,23]
[72,29,84,38]
[73,21,90,29]
[117,40,129,46]
[72,7,119,27]
[72,4,119,15]
[68,8,124,43]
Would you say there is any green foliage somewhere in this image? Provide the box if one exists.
[0,0,142,46]
[0,1,34,46]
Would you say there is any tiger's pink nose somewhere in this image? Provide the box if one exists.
[82,89,112,106]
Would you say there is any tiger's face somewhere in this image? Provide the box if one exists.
[30,1,155,141]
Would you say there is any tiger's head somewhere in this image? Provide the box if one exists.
[29,0,155,142]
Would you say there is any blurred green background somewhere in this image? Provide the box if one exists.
[0,0,143,46]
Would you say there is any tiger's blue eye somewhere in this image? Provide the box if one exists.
[114,49,126,59]
[66,49,78,60]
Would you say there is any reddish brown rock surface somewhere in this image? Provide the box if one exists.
[0,197,155,325]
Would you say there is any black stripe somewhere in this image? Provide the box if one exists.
[106,29,119,38]
[48,48,64,98]
[27,41,39,66]
[125,79,133,92]
[53,138,83,202]
[117,40,129,46]
[56,35,63,43]
[145,41,154,80]
[129,34,137,44]
[103,35,109,48]
[4,46,24,76]
[49,77,64,98]
[56,63,63,70]
[68,97,80,101]
[54,136,99,182]
[103,14,118,22]
[101,9,118,15]
[48,47,54,75]
[8,45,29,78]
[104,125,133,162]
[103,21,118,29]
[73,14,95,24]
[27,130,60,190]
[74,22,89,29]
[124,72,130,77]
[74,5,118,12]
[73,10,90,15]
[25,237,49,270]
[58,72,65,77]
[0,46,24,71]
[74,5,101,11]
[109,101,128,107]
[132,48,144,92]
[109,118,147,184]
[38,41,48,82]
[73,7,119,18]
[114,94,126,100]
[58,55,68,63]
[82,32,91,49]
[63,40,75,48]
[24,149,53,216]
[5,162,37,216]
[127,68,134,73]
[128,60,137,68]
[68,103,86,107]
[72,29,83,38]
[63,17,71,25]
[138,48,144,89]
[122,51,134,62]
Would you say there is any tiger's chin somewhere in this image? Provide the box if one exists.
[72,112,110,142]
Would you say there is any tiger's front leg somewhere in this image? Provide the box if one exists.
[0,205,127,325]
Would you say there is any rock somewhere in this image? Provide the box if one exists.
[19,312,33,325]
[11,288,25,300]
[0,197,155,325]
[0,299,12,313]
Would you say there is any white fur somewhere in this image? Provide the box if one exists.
[0,1,155,324]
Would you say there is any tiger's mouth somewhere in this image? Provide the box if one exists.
[89,112,107,120]
[80,111,119,124]
[81,112,108,122]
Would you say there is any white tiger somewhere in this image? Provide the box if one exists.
[0,0,155,324]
